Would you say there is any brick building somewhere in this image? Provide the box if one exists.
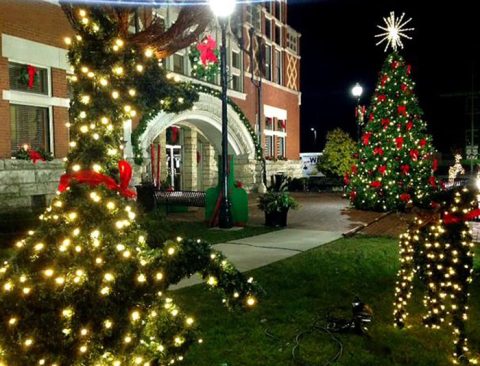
[0,0,301,210]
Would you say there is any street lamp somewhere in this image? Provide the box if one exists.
[311,128,317,147]
[351,82,364,141]
[209,0,236,228]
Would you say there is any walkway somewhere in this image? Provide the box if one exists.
[172,193,385,289]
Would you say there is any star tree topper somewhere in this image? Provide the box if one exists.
[375,11,414,52]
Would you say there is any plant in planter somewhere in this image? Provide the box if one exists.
[258,176,299,227]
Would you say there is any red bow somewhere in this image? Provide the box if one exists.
[350,191,357,201]
[410,149,419,161]
[395,136,404,149]
[27,65,37,89]
[398,105,407,115]
[401,164,410,174]
[377,95,387,103]
[197,36,218,66]
[344,173,350,185]
[370,181,382,188]
[400,193,411,202]
[401,83,408,92]
[419,139,427,148]
[381,118,390,129]
[443,209,480,225]
[406,121,413,131]
[381,74,388,86]
[28,149,45,164]
[373,146,384,156]
[428,176,437,188]
[351,165,358,175]
[362,132,372,145]
[58,160,136,199]
[378,165,387,175]
[432,159,438,171]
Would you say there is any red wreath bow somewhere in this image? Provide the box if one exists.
[395,136,404,149]
[362,132,372,145]
[197,36,218,66]
[443,209,480,225]
[58,160,136,199]
[28,149,45,164]
[27,65,37,89]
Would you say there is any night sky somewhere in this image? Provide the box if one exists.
[288,0,480,155]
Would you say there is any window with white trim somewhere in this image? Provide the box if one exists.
[173,53,186,74]
[265,117,274,131]
[264,45,272,81]
[266,135,274,157]
[10,104,50,153]
[278,136,286,158]
[274,49,282,85]
[9,62,49,95]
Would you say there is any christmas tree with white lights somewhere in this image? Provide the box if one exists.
[0,6,257,366]
[346,12,439,211]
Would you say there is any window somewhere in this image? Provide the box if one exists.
[9,62,48,95]
[264,2,273,13]
[247,5,261,30]
[265,18,272,40]
[287,31,298,53]
[232,51,241,69]
[173,53,185,74]
[10,104,50,153]
[232,74,242,92]
[264,45,272,81]
[274,1,282,21]
[266,135,274,157]
[265,117,274,131]
[278,136,286,158]
[275,25,282,45]
[274,49,282,84]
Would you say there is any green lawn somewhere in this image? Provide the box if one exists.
[173,236,480,366]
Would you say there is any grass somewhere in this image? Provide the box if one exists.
[139,208,278,246]
[172,236,480,366]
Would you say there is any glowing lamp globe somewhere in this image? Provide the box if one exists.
[209,0,236,17]
[352,83,363,98]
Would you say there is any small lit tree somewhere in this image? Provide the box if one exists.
[317,128,357,178]
[0,6,258,365]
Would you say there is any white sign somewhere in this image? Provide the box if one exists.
[300,153,323,177]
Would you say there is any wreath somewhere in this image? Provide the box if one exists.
[189,35,220,83]
[17,65,38,89]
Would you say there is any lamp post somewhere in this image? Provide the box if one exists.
[351,82,364,141]
[310,128,317,148]
[209,0,236,228]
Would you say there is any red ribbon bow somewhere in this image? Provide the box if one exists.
[197,36,218,66]
[58,160,136,199]
[443,209,480,225]
[28,149,45,164]
[27,65,37,89]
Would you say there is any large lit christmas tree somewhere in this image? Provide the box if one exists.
[346,12,439,211]
[0,6,258,365]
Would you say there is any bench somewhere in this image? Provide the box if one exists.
[154,190,206,213]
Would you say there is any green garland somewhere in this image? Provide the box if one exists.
[132,82,263,165]
[189,46,220,83]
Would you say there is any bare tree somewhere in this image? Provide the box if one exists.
[61,3,212,59]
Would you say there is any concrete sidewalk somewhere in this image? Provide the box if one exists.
[172,228,342,289]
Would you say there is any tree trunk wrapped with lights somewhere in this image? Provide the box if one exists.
[393,187,478,365]
[0,7,258,366]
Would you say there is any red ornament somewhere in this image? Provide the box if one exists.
[377,95,387,103]
[197,35,218,65]
[398,105,407,115]
[432,159,438,172]
[58,160,136,199]
[373,146,384,156]
[362,132,372,145]
[401,164,410,174]
[419,139,427,148]
[27,65,37,89]
[381,118,390,129]
[401,83,408,92]
[370,181,382,188]
[395,136,404,149]
[400,193,411,202]
[410,149,419,161]
[428,176,437,188]
[378,165,387,175]
[406,121,413,131]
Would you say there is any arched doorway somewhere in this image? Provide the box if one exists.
[134,92,259,190]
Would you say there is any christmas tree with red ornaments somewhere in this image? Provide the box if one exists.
[347,14,439,211]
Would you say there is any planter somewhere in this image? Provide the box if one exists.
[265,208,289,227]
[136,184,156,212]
